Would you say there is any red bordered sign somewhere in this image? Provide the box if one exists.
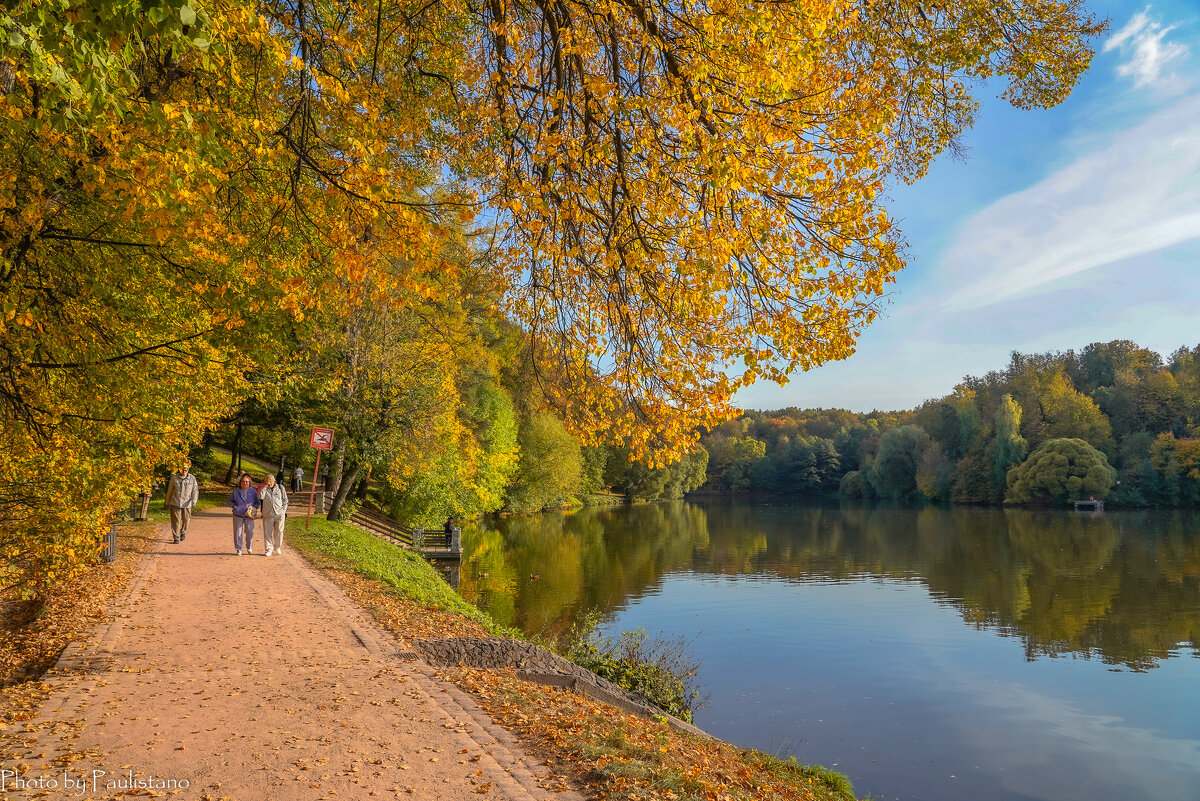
[310,427,334,450]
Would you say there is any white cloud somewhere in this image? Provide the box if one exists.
[1104,7,1190,90]
[947,672,1200,801]
[938,93,1200,313]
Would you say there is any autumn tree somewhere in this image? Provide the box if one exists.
[505,411,585,512]
[1096,369,1184,440]
[1149,434,1200,507]
[1040,372,1114,453]
[2,0,1104,591]
[293,238,517,525]
[610,446,709,501]
[916,443,954,502]
[0,0,463,591]
[1169,345,1200,431]
[1069,340,1163,395]
[867,424,929,500]
[703,436,767,493]
[378,380,521,525]
[457,0,1105,459]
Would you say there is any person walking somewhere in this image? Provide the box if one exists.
[226,473,260,556]
[294,465,305,493]
[164,463,200,543]
[259,473,289,557]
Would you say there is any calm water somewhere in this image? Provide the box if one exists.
[455,500,1200,801]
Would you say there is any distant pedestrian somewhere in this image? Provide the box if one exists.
[276,467,285,486]
[320,463,330,490]
[164,462,199,544]
[259,474,289,557]
[227,473,260,556]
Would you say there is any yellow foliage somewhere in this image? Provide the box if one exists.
[0,0,1102,592]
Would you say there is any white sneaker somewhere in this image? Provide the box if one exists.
[265,549,273,557]
[236,550,243,556]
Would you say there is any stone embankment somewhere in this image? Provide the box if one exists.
[412,637,711,739]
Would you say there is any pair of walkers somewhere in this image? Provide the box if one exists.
[227,473,289,556]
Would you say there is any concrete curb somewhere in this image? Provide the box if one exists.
[412,637,713,740]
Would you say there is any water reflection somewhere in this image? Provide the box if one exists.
[461,501,1200,668]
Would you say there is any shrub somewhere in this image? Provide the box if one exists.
[564,611,704,722]
[1006,437,1116,503]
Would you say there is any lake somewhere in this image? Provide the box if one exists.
[454,500,1200,801]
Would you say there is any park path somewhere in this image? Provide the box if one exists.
[1,508,580,801]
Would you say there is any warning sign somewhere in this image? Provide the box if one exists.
[310,427,334,450]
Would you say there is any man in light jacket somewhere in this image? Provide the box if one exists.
[164,463,200,544]
[259,473,289,557]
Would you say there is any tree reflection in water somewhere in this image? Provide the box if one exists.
[459,501,1200,668]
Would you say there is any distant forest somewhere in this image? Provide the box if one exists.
[695,340,1200,507]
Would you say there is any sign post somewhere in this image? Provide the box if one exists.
[307,427,334,529]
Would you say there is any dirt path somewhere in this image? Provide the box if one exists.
[1,509,581,801]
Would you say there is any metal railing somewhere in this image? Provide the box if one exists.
[101,521,118,563]
[317,492,462,557]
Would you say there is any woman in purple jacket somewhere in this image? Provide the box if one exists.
[226,473,261,556]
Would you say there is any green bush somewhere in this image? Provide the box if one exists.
[564,612,703,722]
[187,444,218,473]
[1006,437,1117,503]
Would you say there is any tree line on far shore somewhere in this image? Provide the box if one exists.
[697,340,1200,507]
[222,338,1200,526]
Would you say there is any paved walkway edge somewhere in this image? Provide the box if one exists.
[52,526,166,675]
[277,546,567,801]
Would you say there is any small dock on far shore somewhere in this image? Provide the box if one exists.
[1073,499,1104,512]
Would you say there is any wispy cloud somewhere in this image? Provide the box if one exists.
[1104,7,1190,90]
[938,94,1200,313]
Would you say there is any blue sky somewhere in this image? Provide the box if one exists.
[736,0,1200,413]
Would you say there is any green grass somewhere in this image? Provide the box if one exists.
[285,516,512,634]
[202,446,277,483]
[137,490,226,524]
[744,751,859,801]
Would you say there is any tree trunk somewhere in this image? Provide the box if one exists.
[326,460,361,521]
[329,439,347,499]
[354,465,372,500]
[224,419,244,484]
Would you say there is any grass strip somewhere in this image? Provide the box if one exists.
[286,516,512,636]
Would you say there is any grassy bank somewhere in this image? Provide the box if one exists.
[286,517,512,640]
[286,515,863,801]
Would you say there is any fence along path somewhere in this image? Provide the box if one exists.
[296,489,460,555]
